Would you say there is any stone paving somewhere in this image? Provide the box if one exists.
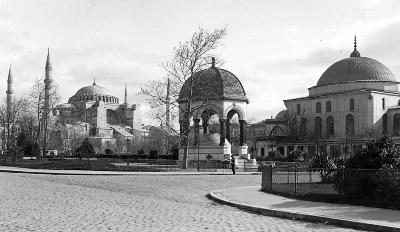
[0,173,363,232]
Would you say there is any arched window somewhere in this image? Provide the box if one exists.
[383,114,388,134]
[345,114,354,136]
[300,118,307,136]
[393,114,400,136]
[326,116,334,137]
[297,104,301,115]
[326,101,331,112]
[382,98,386,110]
[350,98,354,111]
[314,117,322,138]
[316,102,321,113]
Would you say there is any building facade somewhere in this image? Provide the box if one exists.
[253,38,400,159]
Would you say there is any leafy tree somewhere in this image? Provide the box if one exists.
[16,131,34,157]
[77,138,95,159]
[345,135,400,169]
[32,143,41,158]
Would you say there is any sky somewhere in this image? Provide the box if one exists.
[1,0,400,124]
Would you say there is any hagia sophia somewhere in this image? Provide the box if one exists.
[52,78,142,153]
[2,49,145,155]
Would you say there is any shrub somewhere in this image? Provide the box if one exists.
[287,150,302,162]
[346,135,400,169]
[309,153,337,183]
[333,135,400,207]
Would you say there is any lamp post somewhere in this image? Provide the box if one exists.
[197,144,200,171]
[126,139,130,167]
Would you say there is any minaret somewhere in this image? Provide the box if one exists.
[6,65,13,117]
[166,78,171,128]
[43,48,52,118]
[6,65,13,149]
[124,82,127,104]
[42,48,52,156]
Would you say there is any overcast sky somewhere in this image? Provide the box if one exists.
[1,0,400,124]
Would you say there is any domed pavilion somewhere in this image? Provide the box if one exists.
[177,58,251,163]
[253,37,400,159]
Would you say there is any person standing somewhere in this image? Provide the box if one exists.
[231,155,236,175]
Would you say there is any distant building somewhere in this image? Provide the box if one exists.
[253,37,400,159]
[37,50,144,155]
[52,79,144,154]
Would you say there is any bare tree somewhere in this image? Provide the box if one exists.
[0,97,30,152]
[115,135,127,154]
[28,76,60,156]
[47,124,87,156]
[141,27,227,168]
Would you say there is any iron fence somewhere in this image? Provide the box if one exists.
[1,156,262,173]
[260,166,400,209]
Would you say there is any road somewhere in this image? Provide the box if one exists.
[0,173,363,232]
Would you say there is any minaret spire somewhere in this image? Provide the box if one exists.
[44,48,52,112]
[350,35,361,57]
[93,77,96,85]
[6,65,13,116]
[46,47,51,68]
[124,82,127,104]
[354,35,357,49]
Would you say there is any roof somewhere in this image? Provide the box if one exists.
[56,103,76,108]
[275,110,288,120]
[317,56,396,86]
[178,65,249,103]
[74,83,110,96]
[110,125,134,138]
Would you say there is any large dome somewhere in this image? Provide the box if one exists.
[178,62,248,103]
[75,83,109,96]
[68,81,119,103]
[317,56,396,86]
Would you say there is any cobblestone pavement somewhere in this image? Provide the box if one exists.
[0,173,363,232]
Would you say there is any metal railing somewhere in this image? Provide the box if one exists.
[260,166,400,209]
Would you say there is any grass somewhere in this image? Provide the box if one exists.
[11,159,180,172]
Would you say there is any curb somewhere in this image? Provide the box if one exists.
[0,167,260,176]
[208,189,400,232]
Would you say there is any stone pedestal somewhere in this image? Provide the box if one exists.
[179,144,231,161]
[236,145,249,159]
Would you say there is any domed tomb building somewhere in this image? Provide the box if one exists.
[52,79,141,154]
[177,58,251,163]
[254,38,400,158]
